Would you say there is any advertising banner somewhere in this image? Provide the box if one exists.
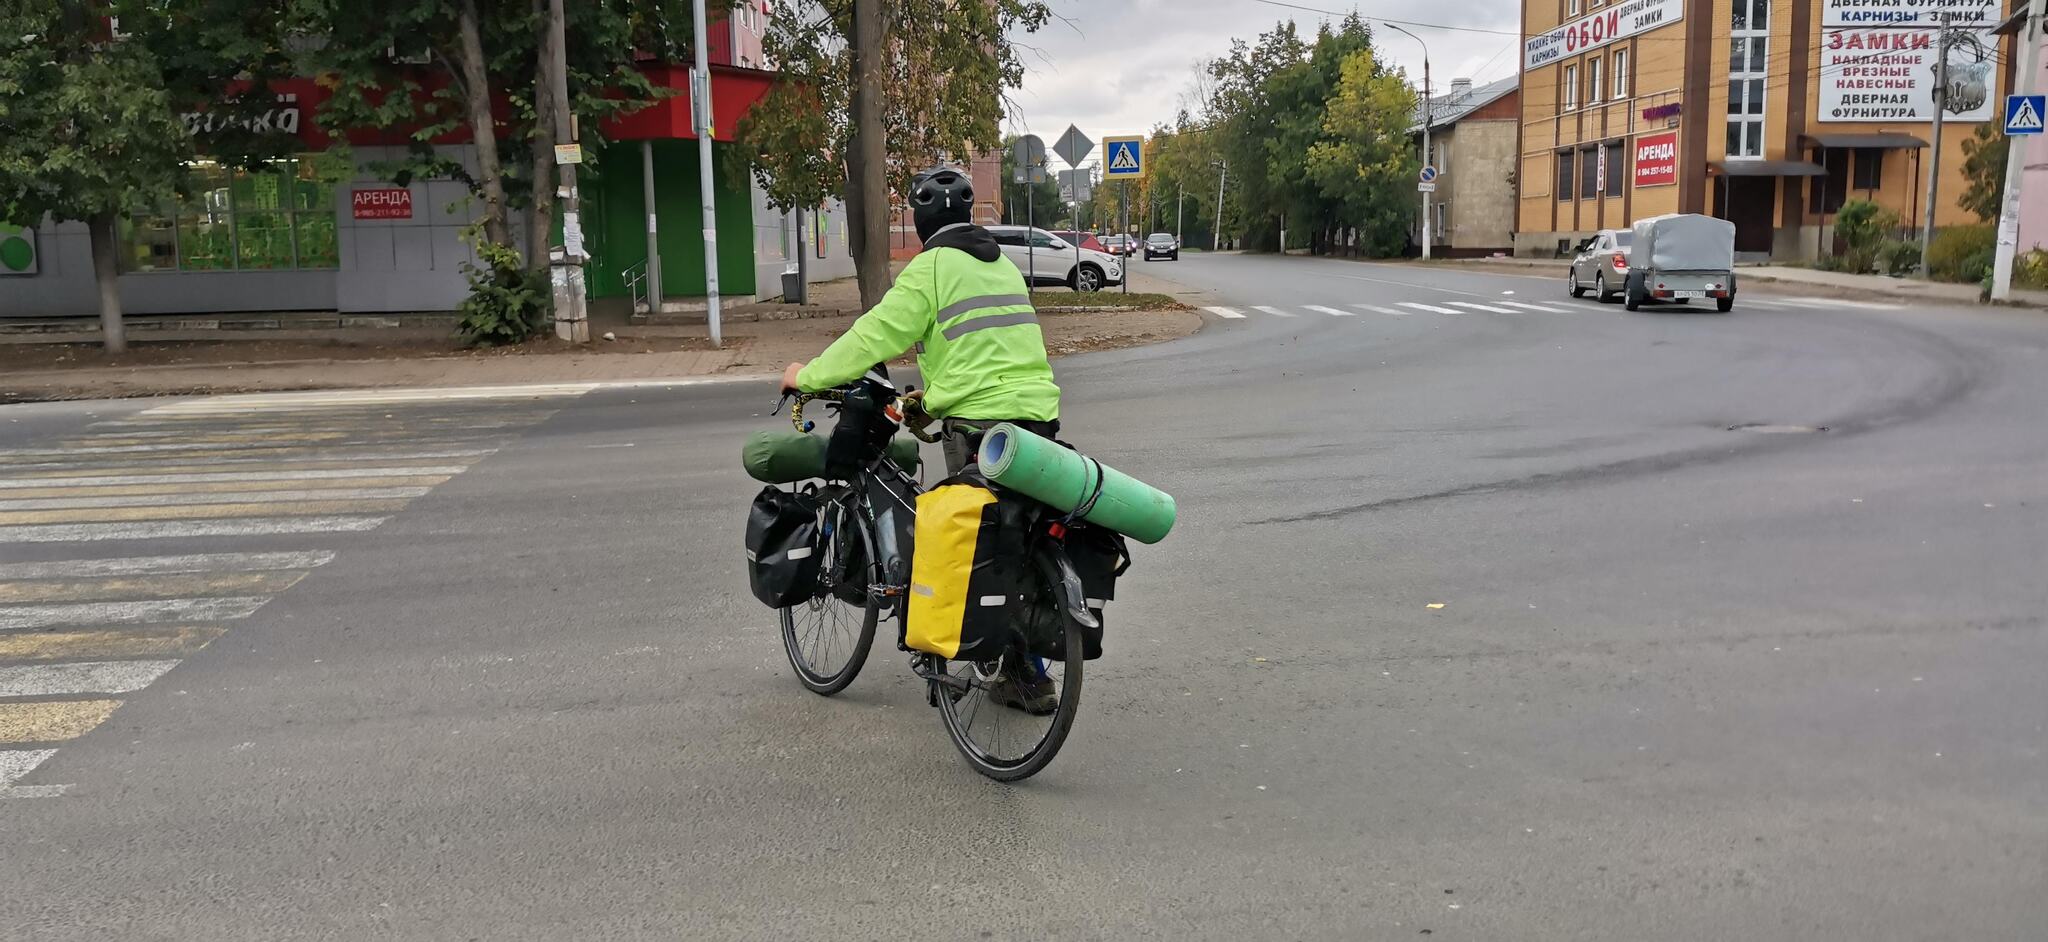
[1633,132,1678,187]
[1818,27,1996,122]
[1525,0,1684,71]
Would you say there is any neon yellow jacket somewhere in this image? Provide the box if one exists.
[795,227,1060,421]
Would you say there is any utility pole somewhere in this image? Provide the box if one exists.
[1387,23,1432,260]
[1177,184,1184,246]
[1993,0,2045,300]
[641,140,662,314]
[691,0,723,346]
[794,208,810,305]
[1215,160,1227,251]
[1919,22,1954,274]
[545,0,589,342]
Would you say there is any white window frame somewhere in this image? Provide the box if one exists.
[1727,0,1769,160]
[1563,63,1579,111]
[1612,48,1629,99]
[1588,56,1603,104]
[1568,0,1582,15]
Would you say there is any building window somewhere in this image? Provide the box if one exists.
[1605,140,1625,197]
[1563,63,1578,111]
[1557,150,1575,201]
[123,155,344,273]
[1727,0,1769,160]
[1579,146,1599,200]
[1588,57,1603,104]
[1852,148,1884,189]
[1612,49,1629,99]
[1568,0,1581,14]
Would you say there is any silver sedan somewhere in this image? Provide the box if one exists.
[1567,229,1634,303]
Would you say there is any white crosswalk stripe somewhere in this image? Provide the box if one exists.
[0,596,273,630]
[1304,305,1355,317]
[0,516,389,544]
[1771,297,1900,310]
[0,486,431,512]
[1203,306,1246,319]
[0,466,468,489]
[0,551,334,580]
[1252,305,1297,318]
[1448,301,1518,314]
[1351,304,1412,316]
[1498,301,1575,313]
[0,660,181,697]
[1398,302,1462,315]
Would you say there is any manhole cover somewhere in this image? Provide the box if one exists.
[1727,423,1827,433]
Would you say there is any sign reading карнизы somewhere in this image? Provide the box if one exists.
[1524,0,1683,71]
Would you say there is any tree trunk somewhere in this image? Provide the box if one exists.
[454,0,512,250]
[526,0,556,274]
[847,0,892,309]
[87,212,127,355]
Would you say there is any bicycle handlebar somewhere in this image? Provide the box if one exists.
[781,388,942,443]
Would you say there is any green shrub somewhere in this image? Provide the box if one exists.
[1835,199,1898,258]
[457,238,548,346]
[2014,249,2048,289]
[1812,254,1849,273]
[1925,224,1995,283]
[1878,240,1921,277]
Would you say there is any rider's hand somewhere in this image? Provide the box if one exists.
[779,362,805,395]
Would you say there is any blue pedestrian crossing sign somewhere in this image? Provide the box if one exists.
[2004,95,2045,135]
[1102,135,1146,180]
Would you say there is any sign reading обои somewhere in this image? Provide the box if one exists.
[1524,0,1684,71]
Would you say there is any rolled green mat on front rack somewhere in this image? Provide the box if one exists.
[977,423,1177,544]
[743,430,920,484]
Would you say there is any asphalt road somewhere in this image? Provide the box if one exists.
[2,253,2044,940]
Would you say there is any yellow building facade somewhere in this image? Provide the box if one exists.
[1516,0,2015,259]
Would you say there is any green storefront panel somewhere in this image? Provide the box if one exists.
[583,139,755,299]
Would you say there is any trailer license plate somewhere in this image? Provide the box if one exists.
[1672,290,1706,299]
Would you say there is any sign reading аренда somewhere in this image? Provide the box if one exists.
[1524,0,1683,71]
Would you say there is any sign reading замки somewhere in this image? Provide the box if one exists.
[1819,27,1997,122]
[1524,0,1683,70]
[1823,0,2000,28]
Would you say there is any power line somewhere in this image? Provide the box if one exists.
[1243,0,1523,38]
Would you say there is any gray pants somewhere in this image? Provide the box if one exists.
[939,418,1061,476]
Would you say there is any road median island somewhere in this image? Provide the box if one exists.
[0,299,1201,403]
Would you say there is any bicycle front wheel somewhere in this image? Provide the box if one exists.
[780,492,878,695]
[932,559,1084,781]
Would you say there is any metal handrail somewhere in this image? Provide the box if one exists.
[622,258,649,314]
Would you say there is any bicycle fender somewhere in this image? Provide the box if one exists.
[1042,547,1101,631]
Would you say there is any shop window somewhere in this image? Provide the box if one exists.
[1579,146,1599,199]
[1605,141,1625,197]
[1852,148,1884,189]
[123,154,346,273]
[1556,150,1574,201]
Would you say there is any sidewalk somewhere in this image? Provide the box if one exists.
[1426,256,2048,306]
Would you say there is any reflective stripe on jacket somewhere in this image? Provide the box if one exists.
[795,244,1060,421]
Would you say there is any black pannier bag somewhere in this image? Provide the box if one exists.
[1039,522,1127,661]
[823,379,901,480]
[744,486,824,608]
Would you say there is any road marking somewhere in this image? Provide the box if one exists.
[1324,270,1495,297]
[1350,304,1411,316]
[1202,306,1246,319]
[0,467,468,489]
[0,626,224,663]
[1770,297,1900,310]
[0,516,387,544]
[1252,306,1296,318]
[0,552,333,580]
[0,446,494,469]
[143,383,604,415]
[0,477,451,500]
[0,498,412,526]
[5,459,472,480]
[1497,301,1573,313]
[1305,305,1356,316]
[1740,298,1791,308]
[0,571,306,604]
[1448,301,1518,314]
[0,596,272,630]
[0,701,123,744]
[1398,302,1461,315]
[0,486,430,513]
[0,749,58,791]
[0,660,180,697]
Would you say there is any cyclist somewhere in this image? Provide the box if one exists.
[778,165,1060,713]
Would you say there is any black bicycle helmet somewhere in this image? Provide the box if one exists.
[911,166,974,242]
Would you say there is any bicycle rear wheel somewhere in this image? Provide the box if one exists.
[780,491,878,695]
[932,558,1084,781]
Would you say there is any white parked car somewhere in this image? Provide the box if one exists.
[986,225,1125,292]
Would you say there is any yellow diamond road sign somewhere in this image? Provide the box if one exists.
[1102,135,1145,180]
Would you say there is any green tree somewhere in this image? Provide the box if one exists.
[1957,122,2006,223]
[740,0,1050,308]
[0,1,195,353]
[1305,48,1416,256]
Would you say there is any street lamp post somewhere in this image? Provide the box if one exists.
[1386,23,1432,260]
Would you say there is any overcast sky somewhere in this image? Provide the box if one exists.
[1008,0,1523,170]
